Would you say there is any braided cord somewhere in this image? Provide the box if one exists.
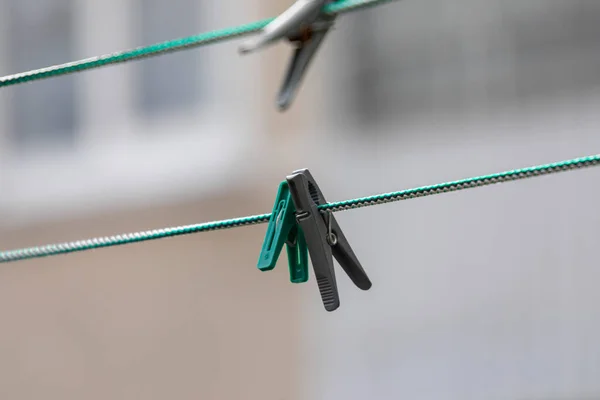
[321,154,600,212]
[1,154,598,264]
[0,0,399,88]
[0,19,270,87]
[0,214,271,264]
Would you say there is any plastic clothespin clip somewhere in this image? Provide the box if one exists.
[286,169,372,311]
[258,181,309,283]
[238,0,339,111]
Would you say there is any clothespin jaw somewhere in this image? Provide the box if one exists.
[284,224,309,283]
[238,0,338,111]
[286,169,372,311]
[257,181,309,283]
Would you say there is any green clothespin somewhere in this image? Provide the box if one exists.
[258,181,309,283]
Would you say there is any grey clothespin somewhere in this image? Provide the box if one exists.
[286,169,372,311]
[239,0,337,111]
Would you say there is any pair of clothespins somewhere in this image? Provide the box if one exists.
[258,169,372,311]
[239,0,341,111]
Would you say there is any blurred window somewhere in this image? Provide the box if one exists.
[340,0,600,125]
[6,0,77,151]
[135,0,202,115]
[509,1,600,101]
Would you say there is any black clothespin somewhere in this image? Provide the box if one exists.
[286,169,372,311]
[238,0,337,111]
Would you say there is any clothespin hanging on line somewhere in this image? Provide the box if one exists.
[239,0,341,111]
[258,169,372,311]
[258,180,310,283]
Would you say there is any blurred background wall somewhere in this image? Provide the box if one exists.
[1,0,600,399]
[307,0,600,399]
[0,0,308,398]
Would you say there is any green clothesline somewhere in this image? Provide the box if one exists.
[0,0,399,88]
[2,154,598,263]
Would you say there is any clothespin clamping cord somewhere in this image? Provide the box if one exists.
[258,180,310,283]
[258,169,372,311]
[239,0,341,111]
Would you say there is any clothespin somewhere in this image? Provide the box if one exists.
[286,169,372,311]
[238,0,340,111]
[258,181,310,283]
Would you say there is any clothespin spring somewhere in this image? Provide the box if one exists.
[325,210,338,246]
